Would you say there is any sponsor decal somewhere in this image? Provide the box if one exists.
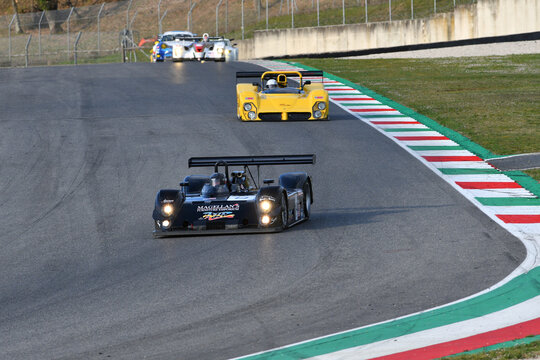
[162,199,174,203]
[245,97,254,100]
[197,203,240,212]
[228,195,256,201]
[315,96,324,99]
[202,212,235,221]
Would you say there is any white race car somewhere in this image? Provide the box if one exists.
[175,33,239,62]
[153,31,196,62]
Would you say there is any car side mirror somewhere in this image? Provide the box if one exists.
[180,182,189,187]
[263,179,274,185]
[233,43,238,46]
[304,80,311,85]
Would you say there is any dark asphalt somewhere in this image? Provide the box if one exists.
[488,153,540,171]
[0,62,526,360]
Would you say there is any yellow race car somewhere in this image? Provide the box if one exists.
[236,70,329,121]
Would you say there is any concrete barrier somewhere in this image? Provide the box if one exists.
[237,0,539,59]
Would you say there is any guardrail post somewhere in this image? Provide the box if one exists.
[97,3,104,54]
[38,11,45,58]
[216,0,224,36]
[73,31,82,65]
[25,34,32,67]
[8,15,15,64]
[66,7,74,60]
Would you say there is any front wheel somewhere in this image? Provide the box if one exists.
[277,192,288,230]
[303,182,311,219]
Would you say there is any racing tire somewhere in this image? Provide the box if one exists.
[303,182,311,219]
[278,192,288,230]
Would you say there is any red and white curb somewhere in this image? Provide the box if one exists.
[241,60,540,359]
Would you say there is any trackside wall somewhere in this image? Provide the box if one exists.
[237,0,540,59]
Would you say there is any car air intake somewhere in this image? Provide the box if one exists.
[288,112,311,121]
[258,113,282,121]
[206,221,226,230]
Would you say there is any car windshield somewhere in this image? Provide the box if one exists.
[161,35,174,42]
[262,87,303,94]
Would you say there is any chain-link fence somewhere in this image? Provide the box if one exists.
[0,0,476,67]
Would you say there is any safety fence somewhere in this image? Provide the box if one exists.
[0,0,476,67]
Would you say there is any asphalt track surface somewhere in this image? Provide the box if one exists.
[0,61,526,360]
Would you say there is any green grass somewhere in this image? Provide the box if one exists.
[441,338,540,359]
[295,55,540,181]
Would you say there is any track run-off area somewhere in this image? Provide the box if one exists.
[0,61,536,359]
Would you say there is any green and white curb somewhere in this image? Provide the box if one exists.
[234,60,540,359]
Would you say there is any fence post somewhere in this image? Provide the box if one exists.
[73,31,82,65]
[342,0,345,24]
[365,0,368,23]
[97,3,104,54]
[25,34,32,67]
[317,0,319,26]
[411,0,413,19]
[8,15,15,64]
[160,9,168,33]
[226,0,228,33]
[434,0,436,13]
[157,0,162,34]
[291,0,294,28]
[241,0,244,39]
[389,0,391,21]
[66,7,74,60]
[266,0,268,30]
[216,0,224,36]
[188,2,197,33]
[38,11,45,58]
[126,0,133,31]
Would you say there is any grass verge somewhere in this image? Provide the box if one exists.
[294,55,540,181]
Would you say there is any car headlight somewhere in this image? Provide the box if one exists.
[317,102,326,110]
[248,111,256,120]
[161,44,167,49]
[259,200,272,212]
[217,48,224,54]
[162,203,174,216]
[161,219,171,228]
[314,110,322,118]
[243,103,252,111]
[260,215,271,225]
[226,49,231,54]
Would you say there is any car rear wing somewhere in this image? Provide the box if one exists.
[189,154,316,167]
[236,71,323,79]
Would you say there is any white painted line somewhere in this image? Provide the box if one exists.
[444,174,516,182]
[428,161,495,168]
[388,131,450,138]
[484,206,540,215]
[415,150,477,157]
[463,188,537,198]
[378,124,430,129]
[397,140,460,147]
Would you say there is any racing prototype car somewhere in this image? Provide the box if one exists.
[236,70,329,121]
[151,30,195,62]
[174,33,238,62]
[152,155,315,237]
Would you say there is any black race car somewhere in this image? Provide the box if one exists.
[152,155,315,237]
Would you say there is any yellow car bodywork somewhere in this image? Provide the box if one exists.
[236,71,329,121]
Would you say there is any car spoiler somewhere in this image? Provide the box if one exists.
[236,71,323,78]
[189,154,316,167]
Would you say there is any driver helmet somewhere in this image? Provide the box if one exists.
[203,33,209,42]
[277,74,287,88]
[267,79,277,88]
[210,172,226,187]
